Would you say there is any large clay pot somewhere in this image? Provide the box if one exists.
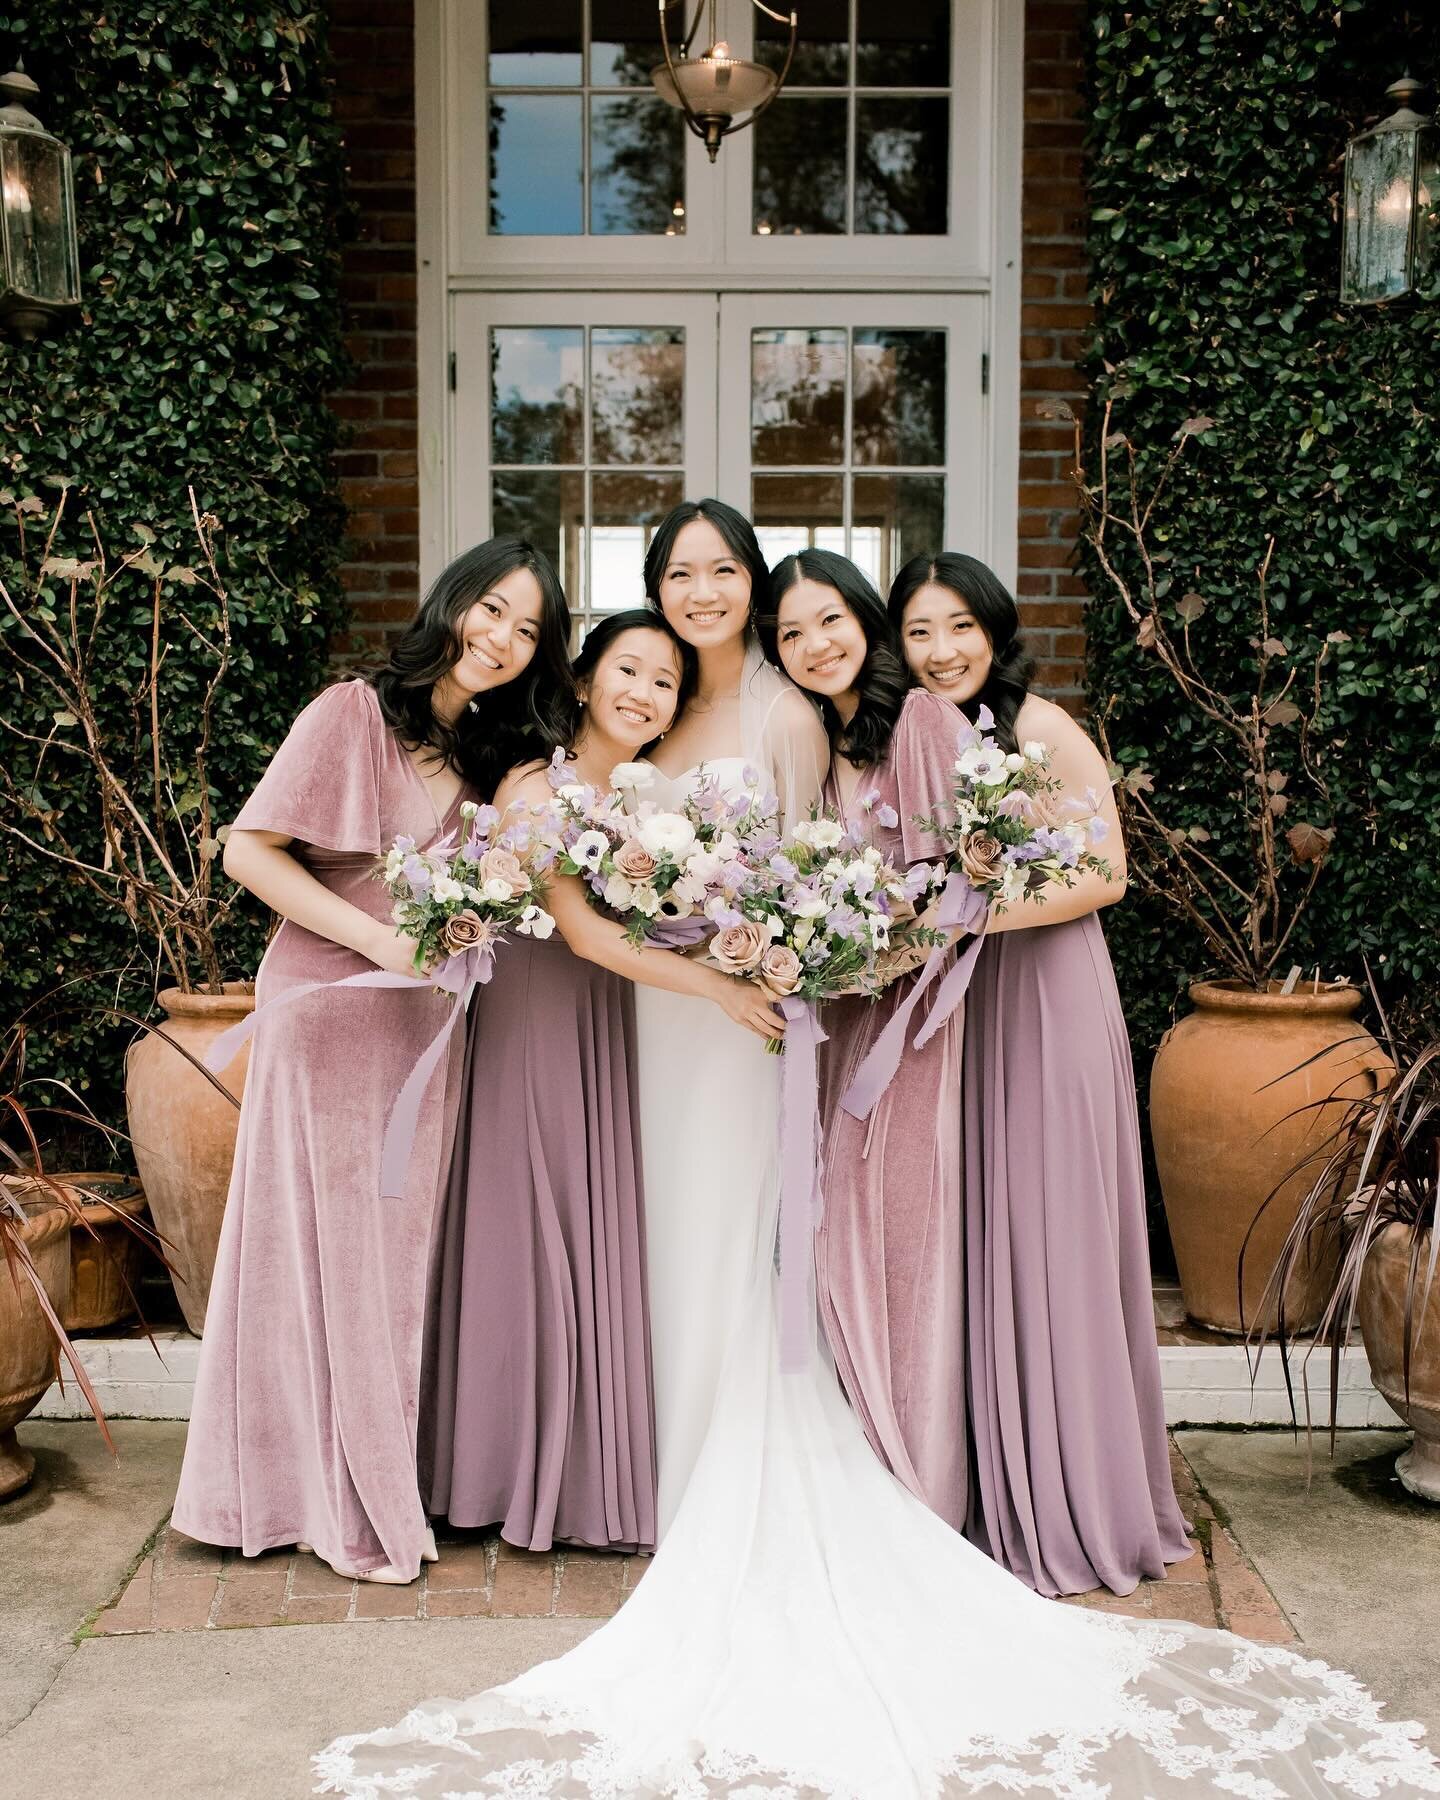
[60,1173,150,1333]
[0,1198,71,1498]
[124,983,253,1335]
[1358,1224,1440,1501]
[1151,980,1390,1334]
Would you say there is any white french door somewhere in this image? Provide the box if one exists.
[453,289,987,632]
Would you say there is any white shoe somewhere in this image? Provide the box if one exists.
[422,1527,439,1565]
[342,1562,417,1586]
[296,1541,313,1555]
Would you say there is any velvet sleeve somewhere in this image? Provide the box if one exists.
[891,689,962,868]
[231,680,385,854]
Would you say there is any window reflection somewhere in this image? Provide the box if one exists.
[852,330,946,466]
[856,0,950,86]
[488,0,582,85]
[752,329,847,466]
[491,469,585,594]
[491,328,584,464]
[754,98,848,235]
[590,0,659,84]
[591,473,685,613]
[489,96,583,235]
[753,473,846,569]
[591,96,685,235]
[754,0,849,85]
[853,473,945,588]
[855,97,948,235]
[592,328,685,465]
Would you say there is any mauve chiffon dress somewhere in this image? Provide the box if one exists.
[962,908,1192,1597]
[816,688,969,1531]
[419,922,657,1553]
[171,679,473,1578]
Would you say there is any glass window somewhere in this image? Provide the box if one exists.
[751,0,952,238]
[490,323,688,635]
[748,322,947,593]
[487,0,685,237]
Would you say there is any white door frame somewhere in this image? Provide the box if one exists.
[412,0,1024,593]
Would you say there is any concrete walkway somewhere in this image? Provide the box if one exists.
[3,1420,1437,1798]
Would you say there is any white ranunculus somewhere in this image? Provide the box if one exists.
[556,782,588,806]
[843,858,877,895]
[794,818,845,851]
[603,873,635,910]
[684,848,722,885]
[792,893,830,920]
[481,877,513,903]
[637,811,697,861]
[609,761,655,792]
[1023,740,1048,763]
[1004,752,1026,772]
[570,829,610,870]
[431,874,465,904]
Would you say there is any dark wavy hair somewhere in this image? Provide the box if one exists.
[563,608,698,752]
[760,548,911,767]
[642,498,771,632]
[371,536,573,800]
[887,552,1035,754]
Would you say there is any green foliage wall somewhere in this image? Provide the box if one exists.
[1082,1,1440,1077]
[0,7,349,1129]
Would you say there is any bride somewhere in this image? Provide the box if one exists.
[317,503,1438,1799]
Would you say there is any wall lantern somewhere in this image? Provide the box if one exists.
[1341,74,1438,305]
[652,0,798,163]
[0,61,81,341]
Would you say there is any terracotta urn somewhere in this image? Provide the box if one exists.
[124,983,253,1335]
[0,1198,71,1498]
[1358,1224,1440,1501]
[61,1173,150,1333]
[1150,980,1390,1334]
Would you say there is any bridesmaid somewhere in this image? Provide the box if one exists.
[762,548,971,1530]
[889,551,1190,1597]
[171,536,572,1584]
[421,610,698,1553]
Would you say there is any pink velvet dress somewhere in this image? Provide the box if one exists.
[815,688,968,1530]
[171,680,474,1578]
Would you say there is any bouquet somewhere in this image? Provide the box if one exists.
[379,799,555,977]
[709,814,947,1048]
[548,753,778,950]
[924,705,1112,910]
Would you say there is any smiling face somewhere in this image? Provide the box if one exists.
[578,627,685,752]
[773,577,870,710]
[446,565,546,701]
[655,518,753,651]
[899,580,994,703]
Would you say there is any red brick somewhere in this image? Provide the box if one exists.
[214,1577,288,1628]
[425,1542,492,1592]
[556,1553,625,1618]
[353,1580,423,1620]
[150,1575,219,1630]
[426,1587,495,1618]
[285,1594,353,1624]
[1227,1610,1298,1645]
[491,1558,557,1616]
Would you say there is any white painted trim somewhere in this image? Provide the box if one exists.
[986,0,1025,594]
[416,0,450,595]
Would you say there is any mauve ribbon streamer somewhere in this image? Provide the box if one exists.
[840,872,989,1123]
[777,994,827,1374]
[201,944,494,1198]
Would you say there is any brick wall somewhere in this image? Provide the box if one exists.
[329,0,420,647]
[1018,0,1091,708]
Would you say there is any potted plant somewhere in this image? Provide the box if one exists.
[1253,999,1439,1499]
[1059,400,1391,1331]
[0,1023,152,1495]
[0,489,250,1334]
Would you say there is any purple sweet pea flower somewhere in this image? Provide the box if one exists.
[995,791,1030,820]
[826,901,863,939]
[1086,814,1110,845]
[403,854,433,900]
[875,802,899,829]
[1032,826,1079,869]
[858,786,881,813]
[769,852,799,883]
[546,748,569,789]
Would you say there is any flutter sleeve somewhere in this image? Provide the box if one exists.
[231,679,385,855]
[891,689,962,868]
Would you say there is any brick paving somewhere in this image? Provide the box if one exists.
[89,1438,1295,1646]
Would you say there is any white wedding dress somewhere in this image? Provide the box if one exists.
[316,740,1440,1798]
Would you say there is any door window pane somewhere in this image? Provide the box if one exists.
[491,470,585,592]
[591,96,686,236]
[491,328,584,463]
[855,98,949,234]
[488,0,582,85]
[852,329,946,466]
[753,474,846,568]
[592,328,685,464]
[856,0,950,86]
[591,473,685,611]
[751,329,847,466]
[754,99,848,235]
[489,97,583,235]
[754,0,850,85]
[853,474,945,586]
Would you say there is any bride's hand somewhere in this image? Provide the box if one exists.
[708,972,788,1041]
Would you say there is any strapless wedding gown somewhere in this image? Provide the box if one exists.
[316,759,1439,1798]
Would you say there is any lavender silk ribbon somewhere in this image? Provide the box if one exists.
[642,914,714,950]
[840,872,989,1123]
[201,945,494,1198]
[777,994,827,1374]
